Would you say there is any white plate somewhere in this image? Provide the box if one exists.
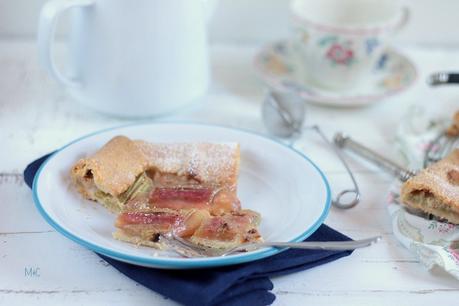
[254,41,417,107]
[33,123,331,269]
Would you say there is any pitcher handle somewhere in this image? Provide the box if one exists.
[37,0,93,88]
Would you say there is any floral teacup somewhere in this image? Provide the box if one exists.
[291,0,408,91]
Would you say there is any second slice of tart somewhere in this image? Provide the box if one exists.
[401,149,459,224]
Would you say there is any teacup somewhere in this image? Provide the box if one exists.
[290,0,408,91]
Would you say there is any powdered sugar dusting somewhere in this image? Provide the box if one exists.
[135,141,239,185]
[425,172,459,206]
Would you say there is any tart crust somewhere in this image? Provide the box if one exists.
[446,111,459,137]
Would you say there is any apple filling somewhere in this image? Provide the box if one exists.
[406,190,459,217]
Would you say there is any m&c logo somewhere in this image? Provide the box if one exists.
[24,267,40,278]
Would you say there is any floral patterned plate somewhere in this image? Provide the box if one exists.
[387,184,459,279]
[389,107,459,279]
[253,41,417,107]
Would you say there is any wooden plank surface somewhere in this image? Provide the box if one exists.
[1,39,459,305]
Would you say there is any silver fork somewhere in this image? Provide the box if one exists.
[160,232,381,258]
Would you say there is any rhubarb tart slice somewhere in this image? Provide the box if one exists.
[401,149,459,224]
[71,135,263,251]
[71,136,241,213]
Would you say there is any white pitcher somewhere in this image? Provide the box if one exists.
[38,0,215,117]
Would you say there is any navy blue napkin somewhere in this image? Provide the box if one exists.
[24,153,354,306]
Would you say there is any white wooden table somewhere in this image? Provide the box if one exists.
[1,38,459,305]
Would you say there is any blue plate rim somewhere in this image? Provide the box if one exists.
[32,122,331,269]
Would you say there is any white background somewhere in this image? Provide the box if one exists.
[2,1,459,306]
[1,0,459,45]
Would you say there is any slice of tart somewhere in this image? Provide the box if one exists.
[70,136,241,213]
[71,135,263,250]
[113,208,262,249]
[401,149,459,224]
[112,179,262,249]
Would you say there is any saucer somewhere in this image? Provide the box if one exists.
[253,41,417,107]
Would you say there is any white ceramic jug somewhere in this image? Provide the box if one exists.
[38,0,215,117]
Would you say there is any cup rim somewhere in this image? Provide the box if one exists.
[290,1,407,36]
